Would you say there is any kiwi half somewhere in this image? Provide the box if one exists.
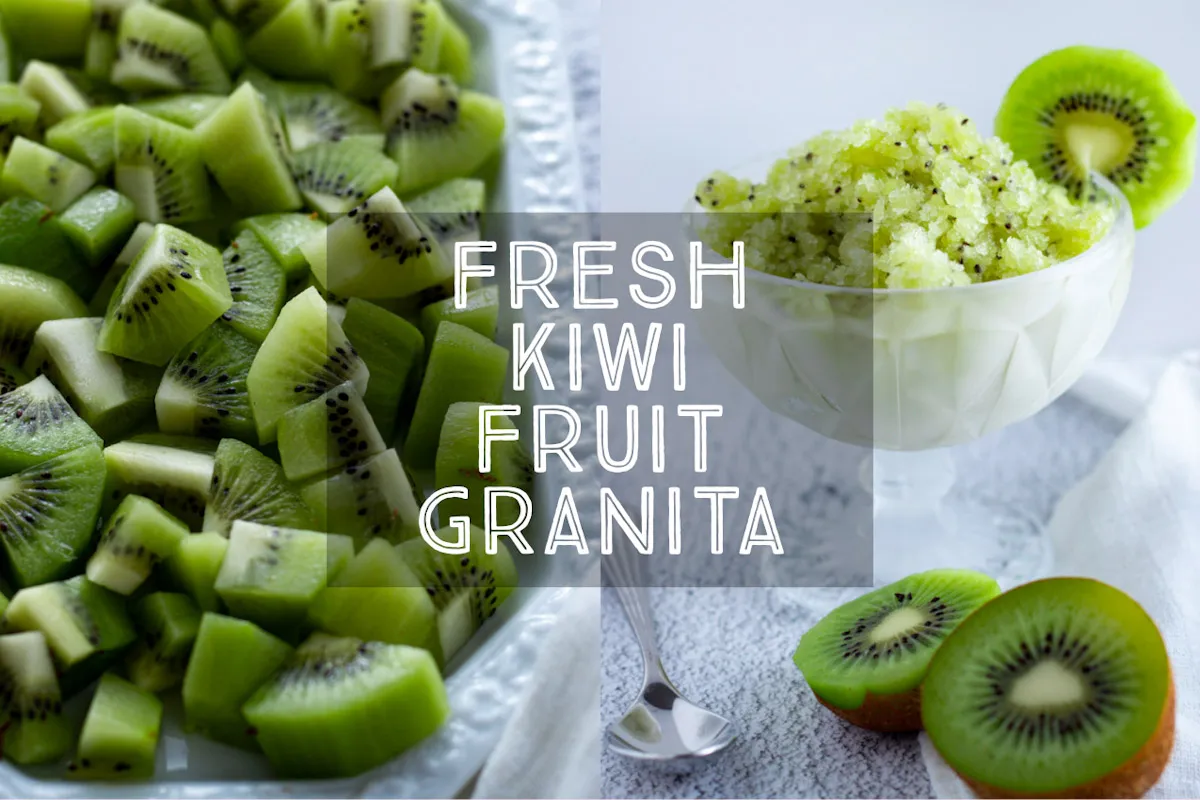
[792,569,1001,732]
[922,577,1174,798]
[996,46,1196,229]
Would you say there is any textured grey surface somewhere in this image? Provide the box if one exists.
[558,0,600,217]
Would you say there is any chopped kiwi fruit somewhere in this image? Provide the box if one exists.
[0,362,29,395]
[383,69,505,194]
[196,83,302,215]
[17,60,90,126]
[341,298,423,441]
[307,538,437,648]
[217,229,286,343]
[0,374,102,474]
[0,0,91,61]
[103,439,214,530]
[792,569,1001,732]
[278,380,386,482]
[435,401,531,530]
[155,323,258,442]
[371,0,448,72]
[214,520,354,637]
[420,284,499,346]
[0,197,94,293]
[404,321,509,471]
[45,106,118,176]
[436,10,472,85]
[396,529,518,666]
[0,84,41,153]
[243,632,450,778]
[0,16,9,83]
[0,631,74,765]
[89,221,153,316]
[1,136,97,212]
[217,0,288,32]
[84,0,137,80]
[291,140,399,218]
[67,672,163,779]
[182,612,292,750]
[203,438,315,536]
[271,81,385,152]
[56,187,138,266]
[5,576,136,685]
[299,448,422,547]
[996,46,1197,229]
[24,318,161,441]
[923,577,1174,798]
[246,286,369,443]
[98,223,232,367]
[165,531,227,612]
[134,93,225,128]
[125,591,201,693]
[322,0,402,102]
[231,211,326,279]
[114,105,213,225]
[405,176,486,248]
[244,0,328,81]
[112,3,231,95]
[301,185,451,299]
[0,263,88,366]
[86,495,189,596]
[210,18,245,74]
[0,444,105,587]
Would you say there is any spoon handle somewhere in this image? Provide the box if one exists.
[605,545,665,674]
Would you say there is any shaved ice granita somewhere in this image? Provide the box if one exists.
[693,102,1115,289]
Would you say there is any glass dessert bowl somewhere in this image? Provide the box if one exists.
[686,162,1135,586]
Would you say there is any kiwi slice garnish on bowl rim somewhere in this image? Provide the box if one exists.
[922,577,1174,798]
[792,568,1001,732]
[996,45,1196,229]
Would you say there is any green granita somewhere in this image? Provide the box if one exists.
[694,102,1115,289]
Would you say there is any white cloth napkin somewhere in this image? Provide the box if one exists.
[921,352,1200,797]
[471,574,602,799]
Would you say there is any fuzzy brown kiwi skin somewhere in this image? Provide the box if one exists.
[814,686,922,733]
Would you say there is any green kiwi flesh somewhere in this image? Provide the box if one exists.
[436,10,472,85]
[67,672,162,779]
[0,264,88,366]
[277,380,386,482]
[89,222,154,316]
[112,3,231,95]
[0,631,73,765]
[0,363,29,396]
[134,93,225,128]
[56,187,139,267]
[435,401,531,530]
[340,298,423,442]
[405,176,486,248]
[1,137,97,212]
[0,0,92,61]
[995,46,1197,229]
[155,323,258,442]
[165,531,228,612]
[922,577,1173,797]
[271,81,385,152]
[0,85,42,154]
[103,439,213,530]
[291,139,399,218]
[242,632,450,778]
[17,61,90,126]
[44,106,118,174]
[420,284,499,346]
[125,591,202,693]
[86,494,189,595]
[299,447,422,546]
[231,212,326,279]
[181,612,292,750]
[114,105,213,225]
[203,438,315,536]
[243,0,327,81]
[0,374,102,474]
[218,229,286,343]
[0,197,94,293]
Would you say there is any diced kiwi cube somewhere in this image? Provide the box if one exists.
[56,187,137,266]
[67,673,163,779]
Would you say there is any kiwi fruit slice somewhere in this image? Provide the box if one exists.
[792,569,1001,732]
[0,197,94,293]
[277,380,386,483]
[155,323,258,442]
[923,577,1174,798]
[114,105,213,225]
[125,591,202,693]
[24,317,161,441]
[291,139,399,218]
[270,81,385,152]
[217,229,287,342]
[203,438,315,536]
[420,284,499,347]
[56,187,138,266]
[0,264,88,366]
[1,136,97,212]
[435,401,531,530]
[340,297,423,441]
[85,0,137,80]
[322,0,400,102]
[436,10,472,85]
[67,672,163,779]
[165,531,227,612]
[103,439,214,530]
[45,106,118,177]
[382,69,506,194]
[246,285,369,443]
[86,494,189,596]
[182,612,292,749]
[243,0,328,81]
[196,83,302,215]
[0,85,41,154]
[307,537,437,648]
[231,211,326,280]
[0,363,29,396]
[17,60,90,126]
[405,176,486,247]
[396,528,518,666]
[112,2,231,95]
[0,374,102,475]
[134,92,224,128]
[299,448,422,546]
[301,185,452,299]
[996,46,1197,229]
[404,321,509,472]
[98,223,232,367]
[242,632,450,778]
[0,0,92,61]
[0,631,74,765]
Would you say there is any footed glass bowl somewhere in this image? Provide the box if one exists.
[686,165,1134,585]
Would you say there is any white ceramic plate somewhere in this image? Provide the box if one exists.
[0,1,590,796]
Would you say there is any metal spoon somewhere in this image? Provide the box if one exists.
[604,548,736,764]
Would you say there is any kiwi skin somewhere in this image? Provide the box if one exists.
[814,687,922,733]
